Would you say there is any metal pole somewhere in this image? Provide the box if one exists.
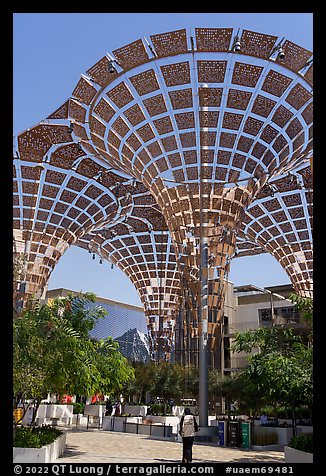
[199,236,209,427]
[198,135,209,426]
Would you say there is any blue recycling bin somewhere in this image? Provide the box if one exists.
[218,420,228,446]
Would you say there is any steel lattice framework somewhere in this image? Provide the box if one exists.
[13,28,313,372]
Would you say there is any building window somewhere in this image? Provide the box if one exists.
[258,306,301,327]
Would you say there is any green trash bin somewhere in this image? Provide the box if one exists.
[240,421,252,449]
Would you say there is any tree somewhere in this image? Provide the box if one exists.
[208,370,263,417]
[208,370,240,415]
[123,362,200,411]
[181,365,199,402]
[13,292,134,423]
[208,369,229,415]
[123,362,157,404]
[289,293,313,344]
[231,327,313,435]
[148,362,184,412]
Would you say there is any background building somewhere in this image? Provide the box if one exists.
[45,288,147,338]
[223,283,302,374]
[45,282,302,373]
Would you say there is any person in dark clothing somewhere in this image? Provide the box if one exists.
[179,407,199,463]
[105,399,113,416]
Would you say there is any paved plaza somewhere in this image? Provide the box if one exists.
[55,428,285,464]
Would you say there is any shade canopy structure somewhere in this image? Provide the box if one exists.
[75,191,182,362]
[67,27,312,317]
[13,126,146,309]
[241,162,312,298]
[13,26,313,426]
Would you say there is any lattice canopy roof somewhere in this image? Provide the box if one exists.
[64,28,312,272]
[13,27,313,360]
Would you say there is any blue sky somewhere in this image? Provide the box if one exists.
[13,13,313,305]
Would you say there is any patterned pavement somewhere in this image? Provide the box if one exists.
[55,428,285,464]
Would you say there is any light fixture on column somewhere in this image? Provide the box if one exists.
[71,157,84,171]
[262,182,278,197]
[287,173,297,187]
[301,58,313,72]
[270,37,286,61]
[232,29,241,52]
[277,46,286,60]
[93,171,103,183]
[107,59,118,74]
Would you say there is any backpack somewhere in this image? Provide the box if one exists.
[181,414,197,437]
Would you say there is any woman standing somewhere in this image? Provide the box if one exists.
[179,407,199,463]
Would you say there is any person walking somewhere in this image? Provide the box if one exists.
[179,407,199,463]
[115,401,121,416]
[105,399,113,416]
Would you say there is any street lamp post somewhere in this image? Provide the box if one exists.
[198,235,209,427]
[163,174,211,427]
[198,156,209,428]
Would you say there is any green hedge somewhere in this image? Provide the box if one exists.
[150,403,165,415]
[288,433,313,454]
[149,403,173,415]
[260,405,311,420]
[13,426,62,448]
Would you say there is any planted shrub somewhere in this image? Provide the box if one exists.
[13,426,62,448]
[72,402,85,414]
[150,403,165,415]
[288,433,313,454]
[13,428,42,448]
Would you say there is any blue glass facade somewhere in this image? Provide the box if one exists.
[88,299,147,340]
[46,288,147,340]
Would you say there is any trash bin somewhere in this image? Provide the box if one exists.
[240,421,252,449]
[217,420,228,446]
[228,420,240,447]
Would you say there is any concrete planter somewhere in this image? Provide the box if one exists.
[252,444,283,451]
[102,416,173,437]
[30,404,73,426]
[284,445,313,463]
[253,425,313,446]
[146,415,179,431]
[84,404,105,416]
[102,416,142,432]
[13,433,66,463]
[84,404,105,428]
[71,413,88,427]
[124,405,148,416]
[253,426,293,445]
